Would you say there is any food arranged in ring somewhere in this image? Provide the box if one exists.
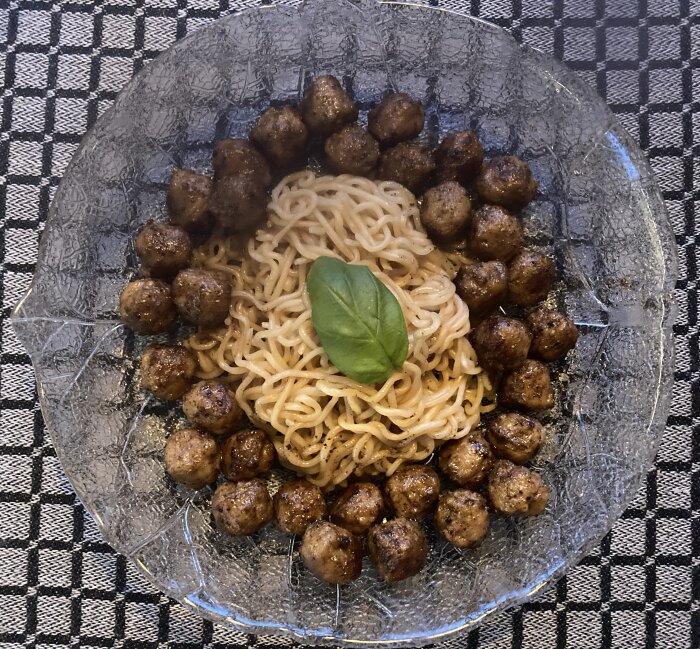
[119,75,578,585]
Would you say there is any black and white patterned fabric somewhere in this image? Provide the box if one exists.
[0,1,696,647]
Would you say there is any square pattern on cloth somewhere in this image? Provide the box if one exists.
[0,1,697,648]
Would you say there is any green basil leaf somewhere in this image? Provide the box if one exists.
[307,256,409,384]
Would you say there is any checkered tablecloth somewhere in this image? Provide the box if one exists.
[0,0,696,647]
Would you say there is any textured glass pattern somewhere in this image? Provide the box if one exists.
[11,0,676,646]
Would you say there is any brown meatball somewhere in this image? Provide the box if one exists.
[435,130,484,184]
[526,306,579,362]
[486,412,545,464]
[182,380,244,435]
[212,138,272,187]
[208,175,268,233]
[250,106,309,167]
[171,268,231,329]
[368,93,425,146]
[384,464,440,520]
[164,427,220,489]
[119,279,176,335]
[300,75,358,137]
[221,428,275,481]
[475,156,538,210]
[438,432,493,488]
[507,249,556,306]
[487,460,549,516]
[140,343,197,400]
[300,520,362,585]
[468,204,523,261]
[212,479,273,536]
[166,168,212,232]
[273,479,327,535]
[324,125,380,176]
[330,482,384,534]
[454,261,508,321]
[499,359,554,411]
[469,314,532,375]
[377,142,436,194]
[367,518,427,583]
[135,222,192,279]
[420,181,472,245]
[435,489,489,549]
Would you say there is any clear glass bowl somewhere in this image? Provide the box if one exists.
[12,1,676,646]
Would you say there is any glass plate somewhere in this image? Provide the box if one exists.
[12,1,676,646]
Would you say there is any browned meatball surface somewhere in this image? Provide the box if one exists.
[499,359,554,411]
[435,489,489,549]
[273,479,327,535]
[435,130,484,185]
[438,432,493,488]
[300,75,358,137]
[171,268,231,329]
[119,278,176,335]
[166,168,212,232]
[300,520,362,585]
[250,106,309,167]
[135,222,192,279]
[384,464,440,520]
[507,249,556,306]
[475,156,538,210]
[526,306,579,362]
[420,181,472,244]
[221,428,275,481]
[487,412,545,464]
[208,175,268,233]
[368,93,425,146]
[487,460,549,516]
[212,479,273,536]
[330,482,384,534]
[182,380,244,435]
[212,138,272,187]
[367,518,428,583]
[324,125,380,176]
[140,343,197,400]
[164,427,220,489]
[377,142,435,194]
[468,204,523,261]
[470,314,532,375]
[454,261,508,321]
